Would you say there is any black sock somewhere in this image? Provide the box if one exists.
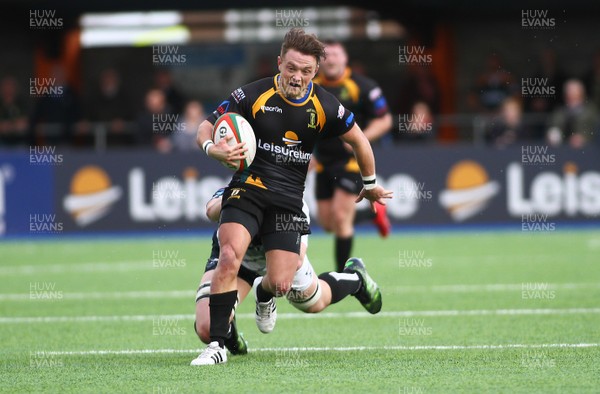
[209,290,238,348]
[335,236,353,272]
[256,281,274,303]
[319,272,361,304]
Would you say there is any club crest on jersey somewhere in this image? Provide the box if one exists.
[228,188,245,200]
[306,108,317,129]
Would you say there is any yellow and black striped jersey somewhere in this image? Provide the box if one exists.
[207,74,355,195]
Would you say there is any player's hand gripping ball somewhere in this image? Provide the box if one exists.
[212,112,257,171]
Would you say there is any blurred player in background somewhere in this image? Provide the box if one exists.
[312,40,393,272]
[194,28,392,365]
[190,188,382,365]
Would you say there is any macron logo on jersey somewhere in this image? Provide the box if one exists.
[260,105,283,113]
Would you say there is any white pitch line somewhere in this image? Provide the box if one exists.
[0,290,193,301]
[2,307,600,324]
[0,261,157,275]
[31,343,600,357]
[0,314,193,324]
[2,282,599,301]
[387,282,600,294]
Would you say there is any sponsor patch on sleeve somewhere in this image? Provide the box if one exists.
[337,104,345,119]
[369,87,382,102]
[232,88,246,103]
[215,100,230,115]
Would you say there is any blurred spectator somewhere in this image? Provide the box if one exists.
[582,49,600,112]
[0,75,29,146]
[168,100,204,152]
[134,88,173,151]
[398,101,437,144]
[525,48,567,113]
[485,97,532,148]
[85,67,134,147]
[523,48,568,140]
[546,79,599,149]
[398,64,441,116]
[467,53,519,114]
[153,69,186,116]
[29,64,83,147]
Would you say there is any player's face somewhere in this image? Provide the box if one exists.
[278,49,319,100]
[321,44,347,80]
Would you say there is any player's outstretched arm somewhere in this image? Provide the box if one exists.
[340,124,393,210]
[196,119,247,166]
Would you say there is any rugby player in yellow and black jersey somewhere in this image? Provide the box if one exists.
[313,40,393,272]
[194,28,392,365]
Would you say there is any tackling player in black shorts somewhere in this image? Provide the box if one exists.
[194,28,392,365]
[313,40,393,272]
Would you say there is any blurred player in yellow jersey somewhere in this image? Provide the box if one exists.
[313,40,393,272]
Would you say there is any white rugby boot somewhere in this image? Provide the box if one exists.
[190,341,227,366]
[253,277,277,333]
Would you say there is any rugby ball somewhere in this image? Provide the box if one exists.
[212,112,256,171]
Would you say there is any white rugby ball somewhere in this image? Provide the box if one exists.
[212,112,256,171]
